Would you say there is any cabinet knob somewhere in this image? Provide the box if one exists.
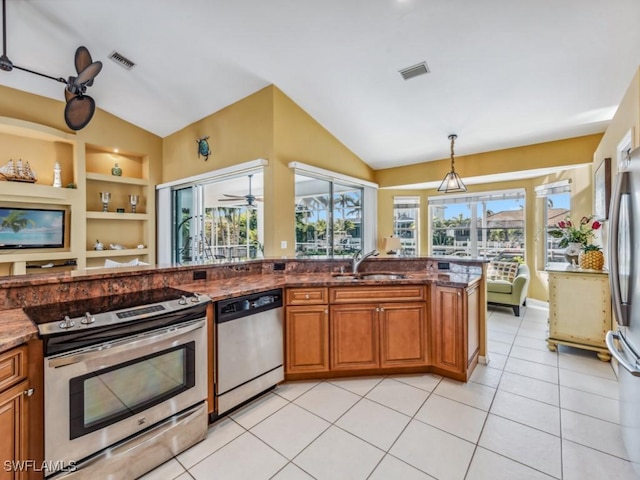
[23,388,34,397]
[305,294,310,299]
[324,309,328,314]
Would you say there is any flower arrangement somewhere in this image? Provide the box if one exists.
[548,215,601,247]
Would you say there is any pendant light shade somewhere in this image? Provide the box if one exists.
[437,134,467,193]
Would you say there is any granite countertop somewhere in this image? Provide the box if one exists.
[177,271,481,301]
[0,270,482,354]
[0,308,39,353]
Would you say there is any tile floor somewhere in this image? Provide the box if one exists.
[140,300,639,480]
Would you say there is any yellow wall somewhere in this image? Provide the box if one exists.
[593,68,640,258]
[592,68,640,327]
[375,134,602,188]
[0,85,163,176]
[161,85,374,256]
[271,88,374,256]
[161,86,275,182]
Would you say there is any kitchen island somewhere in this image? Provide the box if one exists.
[0,256,486,479]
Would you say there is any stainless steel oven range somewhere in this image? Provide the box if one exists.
[24,287,210,479]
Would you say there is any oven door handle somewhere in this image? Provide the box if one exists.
[48,319,205,368]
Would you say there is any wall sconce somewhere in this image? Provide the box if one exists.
[437,134,467,193]
[382,236,403,255]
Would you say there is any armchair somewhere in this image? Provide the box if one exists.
[487,263,530,316]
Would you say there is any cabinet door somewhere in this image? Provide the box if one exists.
[286,306,329,374]
[330,304,379,370]
[0,380,29,480]
[432,286,465,375]
[379,302,427,367]
[548,273,611,347]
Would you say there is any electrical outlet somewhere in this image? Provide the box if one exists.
[280,241,287,249]
[193,270,206,280]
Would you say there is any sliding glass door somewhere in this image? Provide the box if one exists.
[172,185,206,263]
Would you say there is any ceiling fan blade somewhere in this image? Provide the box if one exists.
[75,46,92,73]
[74,46,95,87]
[64,95,95,131]
[218,198,245,202]
[221,194,246,199]
[74,60,102,87]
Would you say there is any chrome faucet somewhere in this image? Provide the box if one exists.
[352,249,379,274]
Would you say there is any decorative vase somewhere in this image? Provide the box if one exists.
[564,242,582,266]
[111,163,122,176]
[579,250,605,270]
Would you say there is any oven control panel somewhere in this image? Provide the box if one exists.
[31,289,211,337]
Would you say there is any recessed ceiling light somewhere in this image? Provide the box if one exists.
[399,62,430,80]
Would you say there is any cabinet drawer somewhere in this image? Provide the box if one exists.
[0,345,28,392]
[330,285,426,304]
[286,287,328,305]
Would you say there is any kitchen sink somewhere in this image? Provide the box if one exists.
[331,272,407,281]
[358,273,407,280]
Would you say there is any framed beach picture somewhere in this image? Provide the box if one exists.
[594,157,611,221]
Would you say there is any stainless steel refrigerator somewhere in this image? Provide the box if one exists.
[606,146,640,475]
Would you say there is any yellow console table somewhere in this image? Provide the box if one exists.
[546,266,611,361]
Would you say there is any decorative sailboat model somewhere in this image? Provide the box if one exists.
[0,159,37,182]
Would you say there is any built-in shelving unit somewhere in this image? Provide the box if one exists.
[84,144,155,270]
[0,117,156,276]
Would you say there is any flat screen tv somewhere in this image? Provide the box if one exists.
[0,207,65,249]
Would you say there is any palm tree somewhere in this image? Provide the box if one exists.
[0,210,34,233]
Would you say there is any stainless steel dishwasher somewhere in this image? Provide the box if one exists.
[214,288,284,416]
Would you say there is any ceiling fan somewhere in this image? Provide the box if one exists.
[0,0,102,130]
[218,174,263,208]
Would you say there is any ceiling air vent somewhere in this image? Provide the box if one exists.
[108,51,135,70]
[399,62,430,81]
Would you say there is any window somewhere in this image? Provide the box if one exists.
[429,189,526,260]
[393,196,420,256]
[295,174,363,258]
[540,190,570,265]
[535,180,571,265]
[158,161,266,264]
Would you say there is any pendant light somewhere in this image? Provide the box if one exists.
[437,134,467,193]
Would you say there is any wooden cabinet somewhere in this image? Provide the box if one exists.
[285,288,329,374]
[286,287,328,305]
[330,286,428,371]
[431,283,480,380]
[286,305,330,373]
[0,346,31,480]
[379,302,427,368]
[286,282,481,381]
[546,269,611,361]
[330,304,380,370]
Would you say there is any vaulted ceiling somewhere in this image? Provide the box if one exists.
[1,0,640,169]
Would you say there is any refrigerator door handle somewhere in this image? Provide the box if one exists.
[609,171,631,327]
[605,330,640,376]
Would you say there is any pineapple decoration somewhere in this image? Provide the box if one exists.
[579,244,604,270]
